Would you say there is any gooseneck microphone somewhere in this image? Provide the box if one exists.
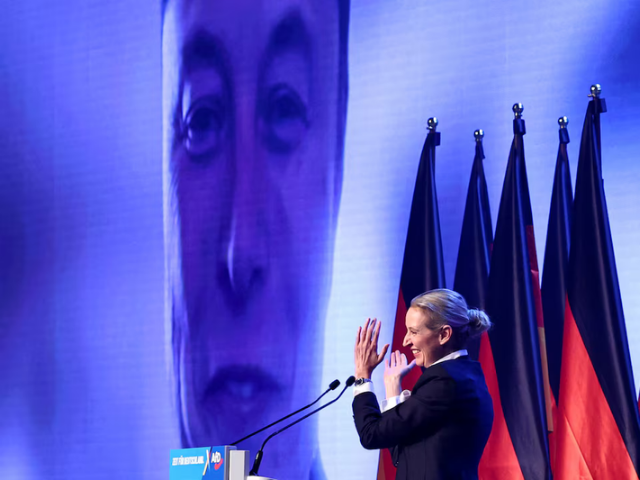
[249,376,356,477]
[231,379,341,446]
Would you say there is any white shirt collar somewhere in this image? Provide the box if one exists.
[430,349,468,367]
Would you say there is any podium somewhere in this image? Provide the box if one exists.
[170,446,275,480]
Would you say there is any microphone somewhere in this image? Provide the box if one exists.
[249,376,356,477]
[231,379,341,446]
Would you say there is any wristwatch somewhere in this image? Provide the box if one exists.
[354,378,372,386]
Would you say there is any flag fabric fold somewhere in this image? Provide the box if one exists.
[484,112,551,480]
[556,95,640,480]
[378,125,445,480]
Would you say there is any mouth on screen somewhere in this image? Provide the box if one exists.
[201,364,284,436]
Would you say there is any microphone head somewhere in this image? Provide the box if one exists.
[329,379,341,390]
[345,376,356,387]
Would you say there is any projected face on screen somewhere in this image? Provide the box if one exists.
[162,0,348,478]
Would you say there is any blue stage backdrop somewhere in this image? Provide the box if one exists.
[1,1,639,479]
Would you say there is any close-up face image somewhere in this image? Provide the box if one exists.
[162,0,347,477]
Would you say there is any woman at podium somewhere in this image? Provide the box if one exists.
[352,289,493,480]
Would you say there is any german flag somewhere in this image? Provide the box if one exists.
[378,119,446,480]
[483,105,551,480]
[453,130,493,361]
[450,131,518,479]
[555,91,640,479]
[541,117,572,469]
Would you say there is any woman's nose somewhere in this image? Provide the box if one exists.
[223,102,268,304]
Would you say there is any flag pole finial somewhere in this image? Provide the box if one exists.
[558,116,570,144]
[427,117,438,131]
[474,129,484,142]
[588,84,602,98]
[512,103,524,118]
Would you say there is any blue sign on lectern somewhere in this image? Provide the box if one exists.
[170,446,234,480]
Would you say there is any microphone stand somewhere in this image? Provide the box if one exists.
[249,376,356,477]
[231,379,340,446]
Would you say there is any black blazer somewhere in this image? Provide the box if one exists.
[352,356,493,480]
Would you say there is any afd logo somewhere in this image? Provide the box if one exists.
[202,448,225,478]
[211,451,224,470]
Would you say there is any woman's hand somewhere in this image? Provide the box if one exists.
[354,318,389,379]
[384,350,416,398]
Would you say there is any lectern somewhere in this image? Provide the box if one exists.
[170,446,275,480]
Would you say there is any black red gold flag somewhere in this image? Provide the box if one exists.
[378,122,445,480]
[484,107,551,480]
[540,118,572,468]
[555,92,640,479]
[453,132,492,360]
